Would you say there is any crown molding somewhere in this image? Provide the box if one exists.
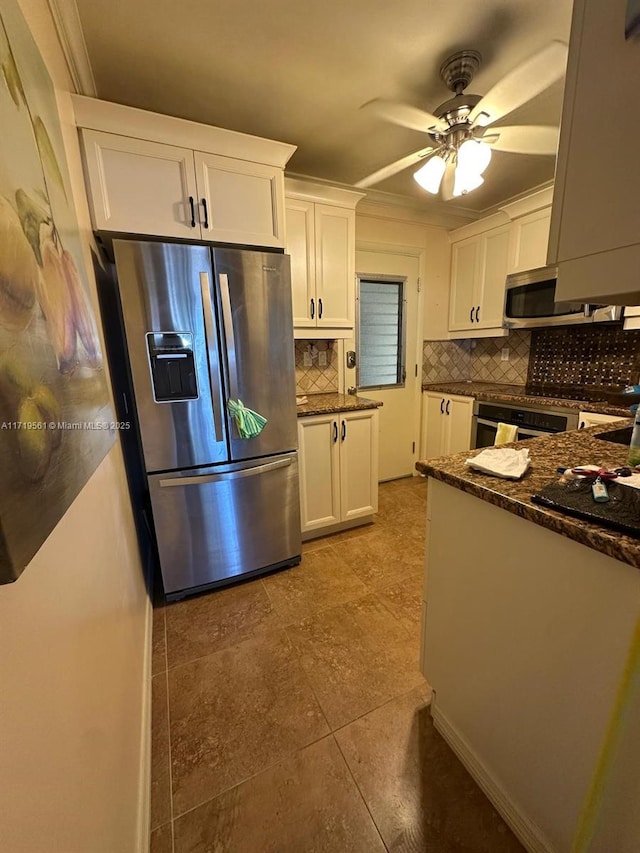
[46,0,97,96]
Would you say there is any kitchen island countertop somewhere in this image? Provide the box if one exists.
[416,417,640,568]
[296,393,383,417]
[422,380,632,418]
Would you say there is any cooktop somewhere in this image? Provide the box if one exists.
[524,384,636,406]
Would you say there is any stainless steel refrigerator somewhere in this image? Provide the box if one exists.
[111,240,301,599]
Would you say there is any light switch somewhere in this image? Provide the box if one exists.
[318,350,327,366]
[303,351,312,367]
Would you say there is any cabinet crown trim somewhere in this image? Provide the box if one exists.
[285,176,365,208]
[71,95,297,168]
[499,185,554,221]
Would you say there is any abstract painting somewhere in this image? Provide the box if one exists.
[626,0,640,38]
[0,0,114,582]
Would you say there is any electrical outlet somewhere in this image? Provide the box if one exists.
[318,350,327,366]
[303,351,312,367]
[501,347,510,362]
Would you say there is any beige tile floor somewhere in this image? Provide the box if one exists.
[150,477,524,853]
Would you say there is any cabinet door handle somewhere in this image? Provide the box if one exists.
[188,196,196,228]
[341,419,346,441]
[446,400,450,416]
[475,305,480,323]
[201,197,209,229]
[440,398,444,414]
[469,306,474,323]
[318,297,323,319]
[310,298,315,319]
[333,421,338,442]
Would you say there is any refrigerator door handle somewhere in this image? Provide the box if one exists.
[199,272,223,441]
[158,456,292,488]
[219,273,239,399]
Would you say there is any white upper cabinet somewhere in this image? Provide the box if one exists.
[285,198,316,326]
[314,204,354,328]
[448,224,510,337]
[508,207,552,274]
[73,96,295,249]
[284,178,364,337]
[80,131,199,239]
[548,0,640,303]
[194,152,285,248]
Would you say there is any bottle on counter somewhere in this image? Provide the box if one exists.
[628,410,640,466]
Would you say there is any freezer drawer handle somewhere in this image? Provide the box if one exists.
[199,272,222,440]
[219,273,239,398]
[158,457,292,488]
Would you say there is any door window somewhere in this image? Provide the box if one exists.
[357,277,406,389]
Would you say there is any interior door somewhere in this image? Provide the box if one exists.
[213,248,298,461]
[355,251,421,481]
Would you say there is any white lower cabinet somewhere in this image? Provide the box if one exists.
[298,409,379,536]
[578,411,626,430]
[421,392,474,459]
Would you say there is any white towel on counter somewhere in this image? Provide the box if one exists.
[466,447,531,480]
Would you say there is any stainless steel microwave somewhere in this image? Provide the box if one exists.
[503,265,622,329]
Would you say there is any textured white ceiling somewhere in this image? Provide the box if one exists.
[74,0,573,215]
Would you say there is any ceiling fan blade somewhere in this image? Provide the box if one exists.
[470,41,568,127]
[440,160,456,202]
[355,146,437,189]
[488,125,560,155]
[360,98,448,133]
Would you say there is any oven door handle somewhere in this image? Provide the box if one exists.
[474,417,500,429]
[516,426,555,439]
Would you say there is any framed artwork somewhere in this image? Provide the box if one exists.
[626,0,640,38]
[0,0,114,582]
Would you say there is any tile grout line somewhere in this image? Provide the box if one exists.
[331,732,390,853]
[168,729,335,824]
[162,605,176,853]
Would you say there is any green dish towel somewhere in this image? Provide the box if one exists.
[227,399,267,439]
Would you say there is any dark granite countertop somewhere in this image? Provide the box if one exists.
[422,381,631,418]
[296,393,383,417]
[416,418,640,568]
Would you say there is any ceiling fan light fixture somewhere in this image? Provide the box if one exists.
[453,168,484,197]
[413,154,447,194]
[457,138,492,175]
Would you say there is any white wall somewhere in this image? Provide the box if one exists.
[356,201,452,341]
[0,2,149,851]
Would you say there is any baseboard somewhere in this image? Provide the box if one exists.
[431,702,557,853]
[135,575,154,852]
[301,515,373,541]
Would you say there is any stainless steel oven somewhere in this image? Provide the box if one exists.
[472,400,579,449]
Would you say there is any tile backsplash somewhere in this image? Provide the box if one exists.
[422,332,530,385]
[423,323,640,389]
[422,340,471,383]
[295,340,339,394]
[527,325,640,386]
[472,331,531,385]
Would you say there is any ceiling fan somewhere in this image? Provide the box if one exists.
[356,42,568,201]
